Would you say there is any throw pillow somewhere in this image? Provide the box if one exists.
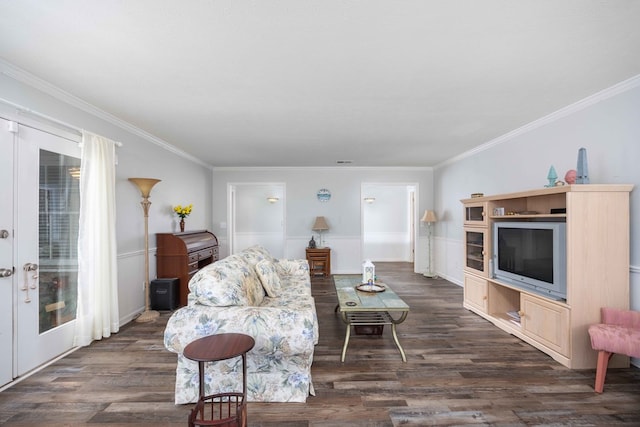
[189,263,249,307]
[255,259,281,297]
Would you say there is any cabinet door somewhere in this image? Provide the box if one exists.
[520,294,569,357]
[464,201,488,226]
[463,274,487,313]
[463,227,489,277]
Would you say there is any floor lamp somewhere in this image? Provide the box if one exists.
[129,177,161,323]
[421,210,438,278]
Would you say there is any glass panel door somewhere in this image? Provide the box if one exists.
[16,125,80,376]
[464,228,487,275]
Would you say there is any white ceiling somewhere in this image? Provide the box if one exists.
[1,1,640,167]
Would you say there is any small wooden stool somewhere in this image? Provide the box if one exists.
[184,333,255,427]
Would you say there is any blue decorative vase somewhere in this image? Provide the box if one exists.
[576,148,589,184]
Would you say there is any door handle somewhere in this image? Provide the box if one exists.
[24,263,38,272]
[0,268,13,277]
[22,263,39,303]
[0,230,9,239]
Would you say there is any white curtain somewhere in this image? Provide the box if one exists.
[74,131,119,346]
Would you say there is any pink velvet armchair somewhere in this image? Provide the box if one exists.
[588,307,640,393]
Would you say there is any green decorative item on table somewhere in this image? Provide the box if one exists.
[173,203,193,232]
[545,165,558,187]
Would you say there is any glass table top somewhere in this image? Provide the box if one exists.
[333,275,409,312]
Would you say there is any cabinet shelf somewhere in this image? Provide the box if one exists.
[490,214,567,219]
[493,314,521,329]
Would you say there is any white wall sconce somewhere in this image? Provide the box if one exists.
[267,196,279,203]
[364,197,376,204]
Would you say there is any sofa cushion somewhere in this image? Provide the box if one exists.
[189,267,248,307]
[256,259,281,297]
[240,245,275,266]
[237,246,276,305]
[244,269,265,306]
[189,254,254,307]
[275,258,310,279]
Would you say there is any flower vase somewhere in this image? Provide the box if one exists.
[179,219,185,232]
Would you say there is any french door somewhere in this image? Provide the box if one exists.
[0,119,80,386]
[0,119,14,386]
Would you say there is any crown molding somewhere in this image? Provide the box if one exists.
[212,165,432,172]
[435,74,640,169]
[0,58,211,169]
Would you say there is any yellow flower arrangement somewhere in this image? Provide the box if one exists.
[173,204,193,219]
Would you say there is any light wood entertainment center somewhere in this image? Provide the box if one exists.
[461,184,633,369]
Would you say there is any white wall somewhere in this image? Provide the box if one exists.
[231,183,285,257]
[0,71,213,324]
[432,78,640,319]
[211,168,433,274]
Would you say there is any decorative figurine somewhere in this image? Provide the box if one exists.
[545,165,558,187]
[308,236,316,248]
[565,169,577,184]
[576,147,589,184]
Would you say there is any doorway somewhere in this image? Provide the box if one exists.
[361,183,417,263]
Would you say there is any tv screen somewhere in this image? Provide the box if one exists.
[493,222,566,300]
[497,227,553,283]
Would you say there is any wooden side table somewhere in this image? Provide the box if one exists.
[306,247,331,277]
[184,333,255,427]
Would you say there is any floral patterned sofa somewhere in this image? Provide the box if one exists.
[163,245,318,404]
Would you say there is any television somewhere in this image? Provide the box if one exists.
[492,221,567,300]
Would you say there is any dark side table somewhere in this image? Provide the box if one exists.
[184,333,255,427]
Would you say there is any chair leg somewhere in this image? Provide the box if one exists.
[594,350,613,393]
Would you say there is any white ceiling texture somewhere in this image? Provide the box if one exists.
[1,1,639,167]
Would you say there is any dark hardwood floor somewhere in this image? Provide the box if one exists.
[1,262,639,426]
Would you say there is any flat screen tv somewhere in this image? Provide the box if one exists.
[492,222,567,300]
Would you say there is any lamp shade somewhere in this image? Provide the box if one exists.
[312,216,329,231]
[421,210,437,223]
[129,178,161,197]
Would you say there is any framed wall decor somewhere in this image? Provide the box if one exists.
[317,188,331,202]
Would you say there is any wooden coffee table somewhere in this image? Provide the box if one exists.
[334,275,409,362]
